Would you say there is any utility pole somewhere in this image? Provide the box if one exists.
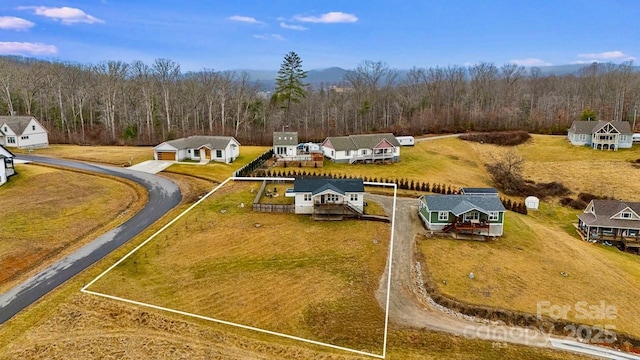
[633,105,637,132]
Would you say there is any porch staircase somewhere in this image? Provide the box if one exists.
[442,222,456,233]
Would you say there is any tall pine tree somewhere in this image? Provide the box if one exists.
[273,51,308,123]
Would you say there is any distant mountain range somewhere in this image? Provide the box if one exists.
[241,64,639,91]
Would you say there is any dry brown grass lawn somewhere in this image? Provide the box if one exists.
[13,144,154,165]
[0,175,588,360]
[88,181,390,353]
[419,204,640,338]
[0,164,145,293]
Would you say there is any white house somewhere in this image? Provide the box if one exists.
[285,178,365,215]
[0,116,49,149]
[0,145,16,186]
[396,136,415,146]
[321,133,401,164]
[153,136,240,163]
[273,131,298,158]
[567,120,633,150]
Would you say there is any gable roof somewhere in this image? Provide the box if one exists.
[579,199,640,228]
[273,132,298,146]
[0,145,15,158]
[423,195,506,215]
[323,133,400,151]
[156,136,239,151]
[568,120,632,135]
[0,116,37,135]
[460,187,499,195]
[293,178,364,194]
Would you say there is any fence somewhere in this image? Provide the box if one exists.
[253,203,295,213]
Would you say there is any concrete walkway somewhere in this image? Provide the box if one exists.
[127,160,174,174]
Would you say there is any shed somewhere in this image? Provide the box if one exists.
[525,196,540,210]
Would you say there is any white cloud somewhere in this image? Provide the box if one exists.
[228,15,262,24]
[0,41,57,55]
[253,33,285,41]
[509,58,552,67]
[18,6,104,24]
[0,16,35,30]
[280,22,307,31]
[577,50,635,61]
[293,11,358,23]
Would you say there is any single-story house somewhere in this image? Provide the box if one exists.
[321,133,401,164]
[154,136,240,163]
[577,199,640,249]
[273,131,298,158]
[567,120,633,150]
[418,189,506,238]
[286,178,365,216]
[0,145,16,186]
[0,115,49,149]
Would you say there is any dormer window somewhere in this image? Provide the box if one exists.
[621,212,632,219]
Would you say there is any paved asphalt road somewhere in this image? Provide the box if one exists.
[0,155,182,325]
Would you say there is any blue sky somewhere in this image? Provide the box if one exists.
[0,0,637,71]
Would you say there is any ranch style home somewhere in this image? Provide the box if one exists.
[154,136,240,163]
[273,131,298,159]
[567,120,633,150]
[321,133,401,164]
[286,178,365,217]
[418,188,506,239]
[577,199,640,250]
[0,115,49,149]
[0,145,16,186]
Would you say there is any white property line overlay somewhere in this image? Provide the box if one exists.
[82,176,396,359]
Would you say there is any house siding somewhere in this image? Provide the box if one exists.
[294,192,314,214]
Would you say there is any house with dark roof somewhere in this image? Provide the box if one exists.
[418,189,506,238]
[321,133,401,164]
[153,136,240,163]
[0,145,16,186]
[577,199,640,250]
[0,116,49,149]
[567,120,633,150]
[285,178,365,216]
[273,131,298,158]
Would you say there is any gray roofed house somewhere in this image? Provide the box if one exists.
[321,133,401,164]
[273,132,299,158]
[577,199,640,248]
[418,193,506,238]
[567,120,633,150]
[0,115,49,149]
[153,135,240,163]
[286,178,365,217]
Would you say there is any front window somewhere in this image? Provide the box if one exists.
[216,150,222,158]
[7,137,15,144]
[438,211,449,221]
[345,150,350,156]
[21,135,29,140]
[362,149,367,155]
[350,193,358,202]
[465,211,480,222]
[327,194,340,202]
[489,211,499,221]
[303,193,311,202]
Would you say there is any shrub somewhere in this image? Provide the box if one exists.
[459,131,531,146]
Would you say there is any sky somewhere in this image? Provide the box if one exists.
[0,0,638,72]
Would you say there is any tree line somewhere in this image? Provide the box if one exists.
[0,55,638,146]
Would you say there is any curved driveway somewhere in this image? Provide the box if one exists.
[0,155,182,324]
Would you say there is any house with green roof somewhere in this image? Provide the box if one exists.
[321,133,400,164]
[418,190,506,239]
[153,135,240,163]
[285,178,365,217]
[567,120,633,150]
[0,115,49,149]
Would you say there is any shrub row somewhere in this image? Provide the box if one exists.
[259,168,528,214]
[234,149,273,177]
[459,130,531,146]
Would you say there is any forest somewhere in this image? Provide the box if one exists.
[0,55,638,145]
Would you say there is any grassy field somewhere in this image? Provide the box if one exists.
[0,164,145,293]
[13,144,154,165]
[164,145,269,182]
[88,180,391,353]
[419,203,640,338]
[0,173,587,359]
